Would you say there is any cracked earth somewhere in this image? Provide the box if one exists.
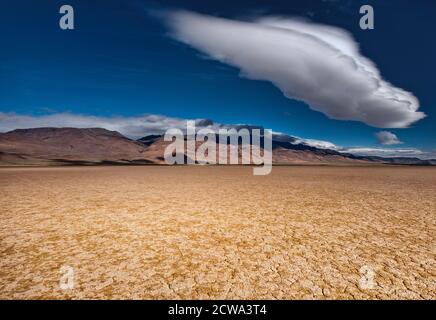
[0,166,435,299]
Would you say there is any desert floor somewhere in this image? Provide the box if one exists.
[0,165,435,299]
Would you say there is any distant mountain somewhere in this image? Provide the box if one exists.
[343,154,436,166]
[0,127,434,166]
[137,134,162,146]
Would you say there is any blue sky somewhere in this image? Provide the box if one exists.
[0,0,435,156]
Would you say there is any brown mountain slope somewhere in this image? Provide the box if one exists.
[0,128,152,165]
[272,147,370,165]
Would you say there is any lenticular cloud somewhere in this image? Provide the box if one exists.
[164,11,425,128]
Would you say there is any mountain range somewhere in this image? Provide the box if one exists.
[0,127,434,166]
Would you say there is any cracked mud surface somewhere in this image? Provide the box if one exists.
[0,166,435,299]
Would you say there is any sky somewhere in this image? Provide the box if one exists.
[1,0,435,158]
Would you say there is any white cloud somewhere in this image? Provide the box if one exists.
[375,131,402,145]
[0,112,210,139]
[163,10,425,128]
[292,137,339,150]
[341,147,427,158]
[0,112,262,140]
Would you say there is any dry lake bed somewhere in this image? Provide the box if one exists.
[0,165,435,299]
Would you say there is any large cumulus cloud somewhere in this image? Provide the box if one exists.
[162,11,425,128]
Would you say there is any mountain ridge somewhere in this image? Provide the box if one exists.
[0,127,434,166]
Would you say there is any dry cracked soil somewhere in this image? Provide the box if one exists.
[0,165,435,299]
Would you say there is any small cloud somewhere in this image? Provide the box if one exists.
[341,147,426,158]
[195,119,214,127]
[375,131,403,145]
[293,137,339,150]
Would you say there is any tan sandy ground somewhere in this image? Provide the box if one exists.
[0,166,435,299]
